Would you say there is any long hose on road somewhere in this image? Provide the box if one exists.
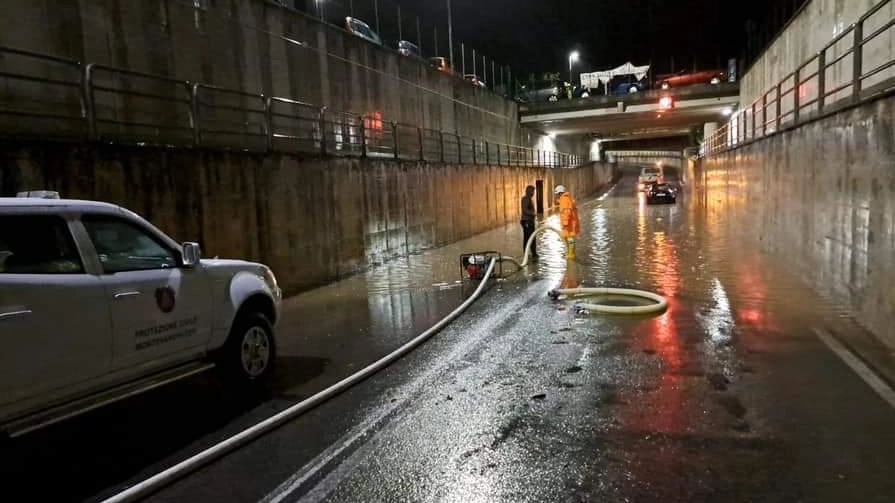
[102,222,665,502]
[101,260,499,503]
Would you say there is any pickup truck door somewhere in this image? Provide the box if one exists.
[79,214,213,372]
[0,214,112,408]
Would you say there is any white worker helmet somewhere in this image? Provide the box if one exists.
[554,185,567,195]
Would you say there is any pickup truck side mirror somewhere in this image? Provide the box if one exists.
[182,242,201,268]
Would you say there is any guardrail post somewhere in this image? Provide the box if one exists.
[775,84,782,130]
[472,138,477,164]
[264,97,273,152]
[319,106,328,156]
[359,115,367,158]
[793,68,801,123]
[83,64,97,141]
[439,131,446,163]
[762,93,768,136]
[853,21,863,103]
[817,51,827,112]
[391,122,399,160]
[456,134,462,164]
[750,102,756,139]
[497,143,502,165]
[418,127,424,161]
[192,83,201,146]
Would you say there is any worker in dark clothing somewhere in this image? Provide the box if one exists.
[521,185,538,260]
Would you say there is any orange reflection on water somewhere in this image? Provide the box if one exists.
[625,202,686,436]
[733,256,775,332]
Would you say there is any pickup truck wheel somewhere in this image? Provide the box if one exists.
[220,312,275,386]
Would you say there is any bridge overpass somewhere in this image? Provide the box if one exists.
[519,82,740,141]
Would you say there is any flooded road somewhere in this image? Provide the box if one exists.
[5,174,895,502]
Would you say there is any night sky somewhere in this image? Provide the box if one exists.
[323,0,805,80]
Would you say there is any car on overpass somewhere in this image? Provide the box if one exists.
[613,77,649,95]
[645,183,677,204]
[656,69,726,89]
[0,191,282,438]
[345,17,382,46]
[398,40,421,58]
[518,82,562,103]
[430,57,451,73]
[464,75,486,88]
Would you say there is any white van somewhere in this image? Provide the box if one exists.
[638,165,665,191]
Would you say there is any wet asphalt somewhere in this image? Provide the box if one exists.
[5,173,895,502]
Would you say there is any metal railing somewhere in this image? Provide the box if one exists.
[520,82,740,115]
[702,0,895,157]
[0,45,582,168]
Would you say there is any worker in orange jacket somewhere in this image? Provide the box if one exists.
[554,185,580,259]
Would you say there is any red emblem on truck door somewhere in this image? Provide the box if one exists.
[155,286,176,313]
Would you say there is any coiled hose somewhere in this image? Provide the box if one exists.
[502,225,668,315]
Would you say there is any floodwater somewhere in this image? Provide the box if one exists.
[5,173,895,503]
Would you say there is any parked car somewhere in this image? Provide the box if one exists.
[0,191,282,437]
[656,69,726,89]
[398,40,421,58]
[519,82,562,102]
[345,17,381,45]
[646,183,677,204]
[613,78,648,95]
[464,74,486,88]
[638,165,665,191]
[430,57,451,73]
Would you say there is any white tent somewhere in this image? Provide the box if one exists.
[580,62,651,94]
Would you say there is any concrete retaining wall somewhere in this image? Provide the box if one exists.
[742,0,895,107]
[697,93,895,348]
[0,142,614,294]
[0,0,523,144]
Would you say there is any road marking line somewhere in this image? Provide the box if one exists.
[814,329,895,410]
[258,287,542,503]
[258,404,396,503]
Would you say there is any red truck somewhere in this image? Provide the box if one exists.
[655,70,726,89]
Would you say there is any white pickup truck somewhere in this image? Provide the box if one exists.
[0,193,282,438]
[638,166,665,191]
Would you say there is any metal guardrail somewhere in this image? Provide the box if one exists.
[703,0,895,156]
[0,47,85,139]
[0,46,582,168]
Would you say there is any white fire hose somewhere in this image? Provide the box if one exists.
[101,260,498,503]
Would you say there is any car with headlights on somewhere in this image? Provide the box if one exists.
[645,183,677,204]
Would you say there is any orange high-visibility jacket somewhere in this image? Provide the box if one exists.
[558,192,580,238]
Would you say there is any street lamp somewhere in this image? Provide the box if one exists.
[568,51,580,85]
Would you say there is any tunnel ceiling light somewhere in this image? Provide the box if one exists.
[548,132,557,139]
[722,107,733,116]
